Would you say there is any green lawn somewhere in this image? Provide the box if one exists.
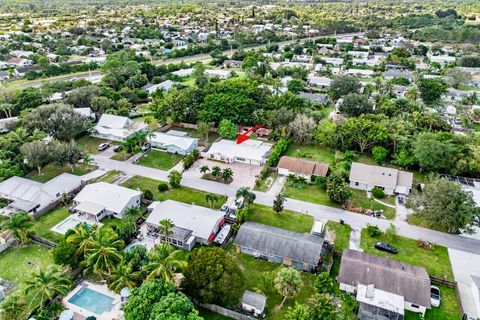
[0,244,54,291]
[282,183,341,208]
[169,126,220,144]
[27,163,96,183]
[325,221,351,252]
[254,173,278,192]
[248,204,314,233]
[405,285,461,320]
[350,189,396,220]
[137,150,184,170]
[110,149,133,161]
[28,207,69,243]
[284,144,336,163]
[360,229,454,280]
[121,176,226,209]
[76,135,118,154]
[90,170,124,184]
[197,308,231,320]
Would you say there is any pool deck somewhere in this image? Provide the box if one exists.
[63,281,123,320]
[51,214,103,235]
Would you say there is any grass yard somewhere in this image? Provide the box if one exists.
[0,244,54,291]
[90,170,124,184]
[284,144,336,164]
[169,126,220,144]
[325,221,351,252]
[121,176,226,209]
[28,207,69,243]
[282,183,341,208]
[360,229,454,280]
[137,150,184,170]
[76,135,119,154]
[27,163,96,183]
[110,149,133,161]
[350,189,396,220]
[248,204,314,233]
[405,285,461,320]
[253,173,278,192]
[197,308,231,320]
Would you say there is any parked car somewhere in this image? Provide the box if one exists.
[113,145,123,152]
[97,143,109,151]
[431,286,441,307]
[141,143,151,152]
[214,224,231,245]
[374,242,398,254]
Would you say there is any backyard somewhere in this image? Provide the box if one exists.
[28,206,69,243]
[137,150,184,170]
[248,204,314,233]
[360,229,454,280]
[27,163,96,183]
[0,244,54,292]
[168,126,220,145]
[121,176,226,209]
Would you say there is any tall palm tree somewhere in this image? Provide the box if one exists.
[66,223,97,261]
[124,206,142,219]
[158,219,174,243]
[205,193,219,209]
[0,294,27,320]
[236,187,256,206]
[2,212,32,244]
[24,265,72,313]
[108,261,141,293]
[274,267,303,309]
[84,228,124,278]
[142,243,187,282]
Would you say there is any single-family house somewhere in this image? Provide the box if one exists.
[72,182,141,221]
[347,69,375,77]
[240,291,267,318]
[91,114,148,142]
[0,173,84,216]
[171,68,194,77]
[307,75,331,88]
[356,283,405,320]
[148,131,198,155]
[74,108,95,120]
[384,70,413,82]
[206,139,273,166]
[298,92,329,105]
[14,65,40,77]
[428,54,455,65]
[338,250,431,317]
[234,222,326,272]
[349,162,413,195]
[145,200,225,250]
[143,80,175,94]
[205,69,232,79]
[222,60,242,68]
[0,71,9,81]
[277,156,329,179]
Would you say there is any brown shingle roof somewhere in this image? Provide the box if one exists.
[338,249,431,308]
[277,156,329,177]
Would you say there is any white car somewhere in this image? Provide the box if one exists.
[97,143,110,151]
[431,285,441,307]
[214,225,231,245]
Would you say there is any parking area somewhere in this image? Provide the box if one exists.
[184,158,263,188]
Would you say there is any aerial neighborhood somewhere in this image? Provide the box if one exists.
[1,1,480,320]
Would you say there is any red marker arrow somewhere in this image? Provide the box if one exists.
[236,125,261,144]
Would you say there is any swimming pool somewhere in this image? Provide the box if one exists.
[51,217,91,235]
[67,287,114,315]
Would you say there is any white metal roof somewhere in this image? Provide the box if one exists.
[207,139,273,162]
[356,284,404,315]
[146,200,224,240]
[148,132,197,151]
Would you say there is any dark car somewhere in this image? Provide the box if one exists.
[113,145,123,152]
[375,242,398,254]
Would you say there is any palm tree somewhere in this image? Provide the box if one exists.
[274,267,303,309]
[124,206,142,219]
[2,212,32,244]
[199,165,210,174]
[236,187,256,206]
[222,168,234,183]
[84,228,124,278]
[158,219,174,243]
[0,293,27,320]
[142,243,187,282]
[211,165,221,177]
[66,223,97,261]
[108,261,141,293]
[24,265,72,313]
[0,103,14,118]
[82,154,93,166]
[205,193,219,209]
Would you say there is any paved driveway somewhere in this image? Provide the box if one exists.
[183,158,262,188]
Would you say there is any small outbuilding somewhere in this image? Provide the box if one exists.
[240,290,267,318]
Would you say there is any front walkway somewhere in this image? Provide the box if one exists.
[349,228,362,251]
[268,175,286,195]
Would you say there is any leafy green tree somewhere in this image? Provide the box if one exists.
[148,292,202,320]
[13,87,43,110]
[274,267,303,309]
[288,114,316,145]
[412,132,458,172]
[329,76,361,100]
[273,193,285,214]
[197,122,210,142]
[285,303,312,320]
[217,119,238,140]
[371,146,389,164]
[0,293,27,320]
[50,140,85,171]
[326,171,352,205]
[408,177,480,234]
[168,170,182,188]
[20,140,51,174]
[417,78,448,104]
[66,85,100,109]
[1,212,32,244]
[52,240,76,266]
[143,243,187,282]
[184,247,245,306]
[287,79,304,93]
[108,261,141,293]
[24,265,72,313]
[314,272,335,294]
[339,93,373,117]
[309,293,340,320]
[445,68,472,89]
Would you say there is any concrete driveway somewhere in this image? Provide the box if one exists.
[448,248,480,318]
[183,158,262,188]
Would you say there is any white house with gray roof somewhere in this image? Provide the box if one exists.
[349,162,413,195]
[148,131,198,155]
[91,114,148,142]
[206,139,273,166]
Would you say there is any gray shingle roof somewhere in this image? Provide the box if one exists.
[234,222,324,266]
[338,250,431,308]
[241,290,267,312]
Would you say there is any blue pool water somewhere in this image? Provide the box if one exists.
[68,287,114,315]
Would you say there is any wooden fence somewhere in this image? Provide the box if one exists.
[199,303,257,320]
